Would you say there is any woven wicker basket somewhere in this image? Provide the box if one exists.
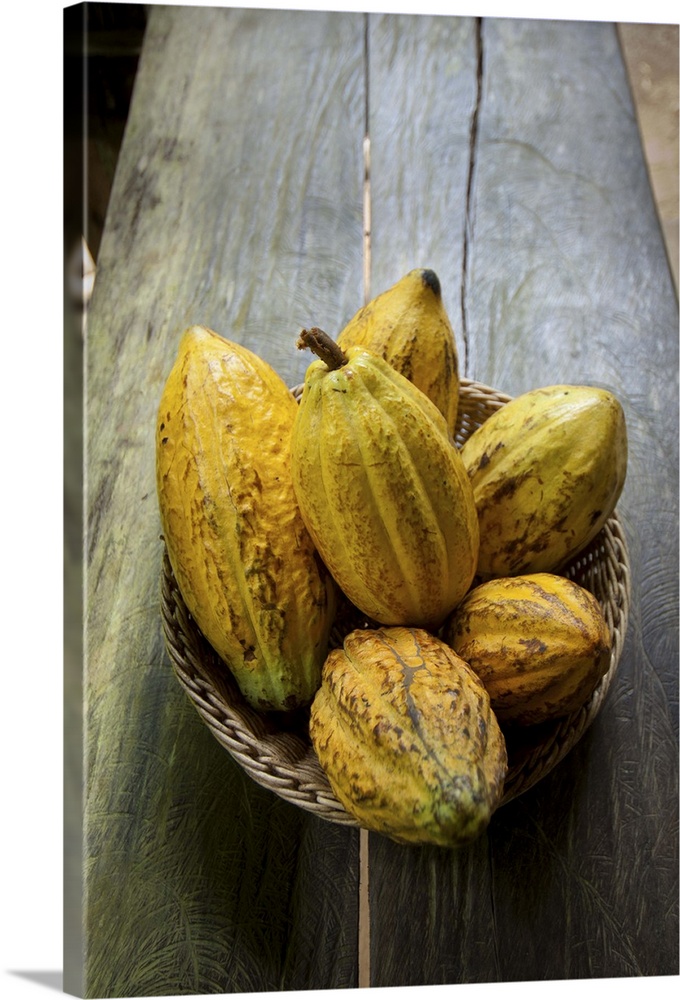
[160,376,631,826]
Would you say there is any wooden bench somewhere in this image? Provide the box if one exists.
[68,6,678,995]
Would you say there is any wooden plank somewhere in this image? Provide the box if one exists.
[466,21,679,982]
[368,13,478,350]
[359,22,479,984]
[366,14,678,986]
[82,6,365,996]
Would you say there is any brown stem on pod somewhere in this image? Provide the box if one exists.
[297,327,349,371]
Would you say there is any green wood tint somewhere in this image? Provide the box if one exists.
[367,16,678,987]
[81,6,364,996]
[75,5,678,996]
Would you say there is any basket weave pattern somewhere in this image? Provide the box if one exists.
[160,377,631,825]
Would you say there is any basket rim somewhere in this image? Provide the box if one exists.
[159,377,632,829]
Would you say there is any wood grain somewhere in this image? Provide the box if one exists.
[368,13,478,355]
[367,15,678,986]
[82,6,365,995]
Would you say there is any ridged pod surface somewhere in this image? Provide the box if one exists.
[336,269,460,436]
[444,573,612,725]
[460,384,627,578]
[310,627,508,846]
[291,330,479,629]
[156,325,336,712]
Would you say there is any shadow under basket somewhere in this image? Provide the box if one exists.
[160,376,631,827]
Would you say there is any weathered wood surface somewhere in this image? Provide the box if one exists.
[78,5,678,996]
[367,15,678,986]
[81,7,364,997]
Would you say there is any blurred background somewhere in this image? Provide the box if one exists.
[619,20,679,291]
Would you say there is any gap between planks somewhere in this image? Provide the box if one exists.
[359,827,370,988]
[358,27,372,974]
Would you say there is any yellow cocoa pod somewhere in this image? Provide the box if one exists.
[336,269,460,436]
[291,329,479,629]
[460,384,627,578]
[444,573,612,726]
[156,325,336,712]
[310,627,508,846]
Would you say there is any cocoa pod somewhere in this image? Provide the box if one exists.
[444,573,612,725]
[460,384,627,579]
[292,329,479,629]
[310,626,508,847]
[156,325,336,712]
[336,268,460,435]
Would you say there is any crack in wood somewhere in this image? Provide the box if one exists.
[363,134,371,311]
[363,13,371,309]
[460,16,484,376]
[359,17,372,989]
